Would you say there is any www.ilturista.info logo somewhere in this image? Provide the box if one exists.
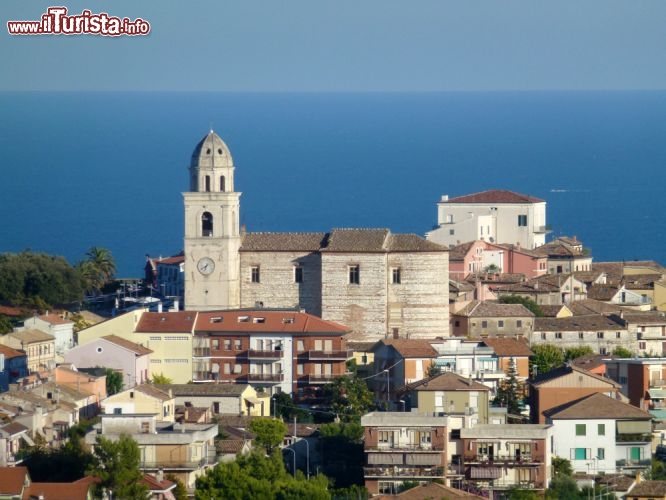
[7,7,150,36]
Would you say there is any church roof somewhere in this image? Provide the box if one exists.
[191,130,233,168]
[241,232,327,252]
[240,229,445,253]
[443,190,544,204]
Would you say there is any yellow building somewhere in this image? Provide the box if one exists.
[102,384,176,422]
[77,310,195,383]
[0,329,55,373]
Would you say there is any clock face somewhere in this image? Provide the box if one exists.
[197,257,215,275]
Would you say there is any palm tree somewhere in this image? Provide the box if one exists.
[78,247,116,294]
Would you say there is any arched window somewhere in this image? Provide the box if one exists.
[205,175,211,192]
[220,175,226,192]
[202,212,213,237]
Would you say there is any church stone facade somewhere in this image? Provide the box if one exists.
[184,131,449,340]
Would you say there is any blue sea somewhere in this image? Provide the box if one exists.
[1,91,665,277]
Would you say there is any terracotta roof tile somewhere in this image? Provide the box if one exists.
[404,371,491,393]
[534,314,625,332]
[0,344,26,359]
[386,233,446,252]
[531,364,621,388]
[379,339,438,358]
[443,190,544,204]
[587,284,620,301]
[376,482,484,499]
[102,335,153,355]
[568,299,626,316]
[135,311,196,333]
[23,480,93,500]
[155,255,185,265]
[134,384,172,401]
[453,301,534,318]
[544,392,651,420]
[38,313,73,325]
[0,466,28,496]
[481,337,533,357]
[4,329,54,344]
[241,232,327,252]
[627,480,666,497]
[155,383,252,397]
[194,309,350,335]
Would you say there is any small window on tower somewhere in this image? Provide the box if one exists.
[392,267,401,284]
[294,266,303,283]
[349,265,360,284]
[220,176,226,192]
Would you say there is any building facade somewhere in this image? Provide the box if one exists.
[182,131,449,341]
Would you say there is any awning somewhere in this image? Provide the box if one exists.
[649,389,666,399]
[470,466,502,479]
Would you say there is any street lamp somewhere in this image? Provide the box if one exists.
[284,447,296,477]
[399,399,405,412]
[383,369,390,410]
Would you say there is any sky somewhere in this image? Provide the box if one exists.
[2,0,666,92]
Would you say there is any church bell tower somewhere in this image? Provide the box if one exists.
[183,130,241,310]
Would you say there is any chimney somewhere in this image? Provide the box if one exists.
[157,468,164,483]
[441,195,449,202]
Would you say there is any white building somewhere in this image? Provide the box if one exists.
[544,392,652,474]
[19,313,74,357]
[426,190,549,249]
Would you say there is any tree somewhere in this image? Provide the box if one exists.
[87,434,148,500]
[612,346,634,358]
[506,488,540,500]
[23,438,94,482]
[166,474,189,500]
[322,375,374,423]
[564,345,594,361]
[530,344,564,377]
[195,450,330,500]
[493,357,523,415]
[78,246,116,294]
[105,368,123,395]
[551,456,573,477]
[545,475,581,500]
[272,392,310,422]
[643,458,666,480]
[498,295,544,317]
[151,372,173,384]
[319,422,365,489]
[249,418,288,455]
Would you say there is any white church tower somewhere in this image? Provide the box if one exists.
[183,130,241,310]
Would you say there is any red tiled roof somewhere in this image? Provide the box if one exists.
[23,480,93,500]
[141,473,175,492]
[443,190,544,204]
[102,335,153,355]
[379,339,438,358]
[135,311,196,333]
[482,337,533,357]
[194,310,350,335]
[0,466,28,496]
[544,392,651,420]
[0,344,26,359]
[38,313,73,325]
[404,372,491,393]
[155,255,185,265]
[0,305,25,317]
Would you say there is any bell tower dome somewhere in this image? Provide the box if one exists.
[183,130,241,311]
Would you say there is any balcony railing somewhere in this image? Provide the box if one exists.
[308,350,350,360]
[616,434,652,443]
[533,225,552,234]
[366,443,444,452]
[650,379,666,387]
[466,455,541,465]
[468,480,545,490]
[308,374,338,384]
[192,348,211,357]
[140,456,216,471]
[246,349,284,360]
[616,458,652,468]
[363,466,445,478]
[246,373,284,383]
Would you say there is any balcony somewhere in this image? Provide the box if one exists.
[465,455,541,465]
[616,458,652,468]
[246,373,284,383]
[192,348,211,357]
[533,225,552,234]
[363,466,445,478]
[308,373,338,384]
[308,350,350,361]
[140,456,217,471]
[616,433,652,443]
[650,379,666,388]
[246,349,283,361]
[366,443,445,452]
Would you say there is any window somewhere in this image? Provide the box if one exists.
[555,332,562,339]
[113,408,122,415]
[349,265,360,284]
[579,332,584,339]
[598,424,605,436]
[616,332,621,338]
[541,333,546,340]
[575,424,586,436]
[224,339,231,351]
[518,215,528,227]
[449,229,455,235]
[297,364,304,375]
[517,320,522,328]
[251,266,260,283]
[392,267,401,284]
[211,339,219,350]
[597,332,604,339]
[481,321,488,329]
[639,341,646,350]
[220,175,225,192]
[233,364,241,374]
[201,211,213,237]
[294,266,303,283]
[498,320,504,328]
[572,448,589,460]
[454,320,460,327]
[234,339,241,350]
[297,340,304,351]
[597,448,605,460]
[223,363,231,374]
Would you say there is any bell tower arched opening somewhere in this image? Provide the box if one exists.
[202,212,213,237]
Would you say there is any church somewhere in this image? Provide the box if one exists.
[183,130,450,340]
